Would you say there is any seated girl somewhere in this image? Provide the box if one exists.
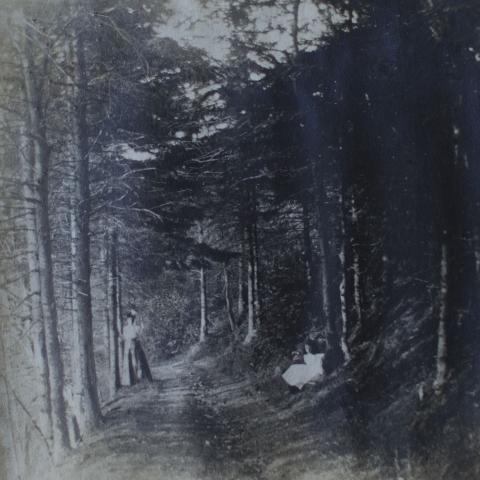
[282,342,325,390]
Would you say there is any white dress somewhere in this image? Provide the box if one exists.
[282,353,325,389]
[123,323,141,382]
[123,323,139,349]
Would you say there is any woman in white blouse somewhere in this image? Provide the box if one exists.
[122,310,153,385]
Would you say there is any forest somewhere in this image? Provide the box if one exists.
[0,1,479,479]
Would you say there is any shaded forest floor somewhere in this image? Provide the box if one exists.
[41,344,479,480]
[46,354,379,480]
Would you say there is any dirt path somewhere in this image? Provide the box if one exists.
[51,357,352,480]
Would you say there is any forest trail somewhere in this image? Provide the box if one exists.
[51,355,348,480]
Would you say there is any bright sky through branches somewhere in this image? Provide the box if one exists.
[158,0,332,62]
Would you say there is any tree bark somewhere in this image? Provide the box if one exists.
[339,199,351,364]
[0,206,30,479]
[20,124,53,443]
[252,213,261,325]
[476,228,480,279]
[310,157,344,365]
[116,248,126,385]
[434,242,448,393]
[237,229,246,320]
[70,11,102,431]
[310,160,331,329]
[308,158,325,329]
[36,147,71,459]
[302,201,314,293]
[0,301,22,480]
[318,235,331,325]
[19,23,71,457]
[244,224,256,344]
[224,263,236,334]
[292,0,301,56]
[350,195,363,331]
[199,266,208,342]
[100,233,113,397]
[108,230,121,394]
[69,200,85,430]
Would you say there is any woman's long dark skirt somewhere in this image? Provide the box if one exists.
[134,340,153,382]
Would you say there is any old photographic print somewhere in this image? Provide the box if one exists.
[0,1,479,479]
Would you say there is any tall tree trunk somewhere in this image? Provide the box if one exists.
[434,242,448,393]
[108,230,121,394]
[20,125,53,443]
[238,229,246,320]
[19,24,71,457]
[116,248,126,385]
[253,216,261,325]
[69,201,84,431]
[311,158,343,366]
[340,183,362,353]
[195,222,208,343]
[308,158,325,329]
[37,139,71,458]
[310,161,331,331]
[223,263,236,334]
[30,313,53,441]
[100,233,112,397]
[0,300,22,480]
[350,195,363,332]
[199,266,208,342]
[70,11,102,431]
[302,201,314,293]
[244,224,256,344]
[338,198,351,364]
[320,231,342,363]
[318,235,331,326]
[0,206,32,478]
[292,0,301,56]
[476,227,480,279]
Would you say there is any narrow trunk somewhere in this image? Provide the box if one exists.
[100,233,110,370]
[351,196,362,329]
[69,202,86,436]
[100,234,114,398]
[320,233,341,361]
[237,230,246,319]
[339,203,351,363]
[292,0,301,55]
[70,14,102,430]
[302,201,314,292]
[20,125,53,442]
[37,170,71,457]
[31,320,53,441]
[312,161,331,329]
[311,158,343,364]
[199,266,208,342]
[341,185,361,350]
[309,157,326,330]
[0,282,22,480]
[1,375,21,480]
[20,26,71,457]
[224,263,236,334]
[196,222,208,343]
[475,228,480,279]
[116,251,126,386]
[319,236,330,323]
[244,225,256,344]
[434,242,448,392]
[108,231,121,393]
[253,219,261,325]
